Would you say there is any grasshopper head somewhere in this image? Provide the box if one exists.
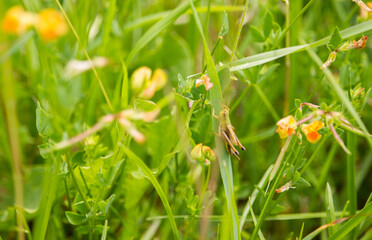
[219,105,231,123]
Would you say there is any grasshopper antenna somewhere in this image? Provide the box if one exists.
[226,91,235,107]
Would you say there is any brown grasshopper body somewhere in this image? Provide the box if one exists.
[214,106,245,159]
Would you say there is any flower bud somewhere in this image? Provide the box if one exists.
[191,143,203,162]
[202,146,216,162]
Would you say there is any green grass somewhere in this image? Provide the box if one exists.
[1,0,372,239]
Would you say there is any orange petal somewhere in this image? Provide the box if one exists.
[307,131,322,144]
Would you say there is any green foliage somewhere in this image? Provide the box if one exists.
[1,0,372,239]
[327,27,343,51]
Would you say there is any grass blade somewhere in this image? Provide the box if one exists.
[328,202,372,240]
[121,146,179,240]
[347,132,358,240]
[123,5,244,32]
[325,183,336,236]
[225,19,372,72]
[229,0,249,62]
[187,0,240,238]
[101,219,108,240]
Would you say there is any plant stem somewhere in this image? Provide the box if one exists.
[284,0,290,115]
[229,0,250,63]
[0,59,24,240]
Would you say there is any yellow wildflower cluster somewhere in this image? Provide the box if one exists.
[276,115,325,144]
[2,6,67,41]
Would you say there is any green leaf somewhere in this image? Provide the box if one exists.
[73,193,89,215]
[133,99,157,111]
[219,11,229,36]
[250,25,265,42]
[65,211,86,225]
[294,177,311,188]
[98,194,116,216]
[295,99,302,108]
[71,151,86,166]
[327,27,343,51]
[76,225,106,234]
[263,12,273,38]
[36,102,54,137]
[258,63,280,84]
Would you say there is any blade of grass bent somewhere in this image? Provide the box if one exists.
[121,146,179,240]
[225,19,372,72]
[188,0,240,238]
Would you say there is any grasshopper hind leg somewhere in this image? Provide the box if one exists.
[227,144,240,160]
[222,130,240,160]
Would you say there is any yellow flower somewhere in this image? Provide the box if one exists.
[301,120,324,144]
[139,69,167,99]
[131,67,152,93]
[2,6,36,34]
[276,115,297,139]
[35,9,67,41]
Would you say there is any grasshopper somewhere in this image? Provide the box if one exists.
[213,105,245,159]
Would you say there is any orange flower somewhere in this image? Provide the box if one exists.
[301,120,324,144]
[276,115,297,139]
[2,6,36,34]
[352,36,368,49]
[195,74,213,90]
[35,9,67,41]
